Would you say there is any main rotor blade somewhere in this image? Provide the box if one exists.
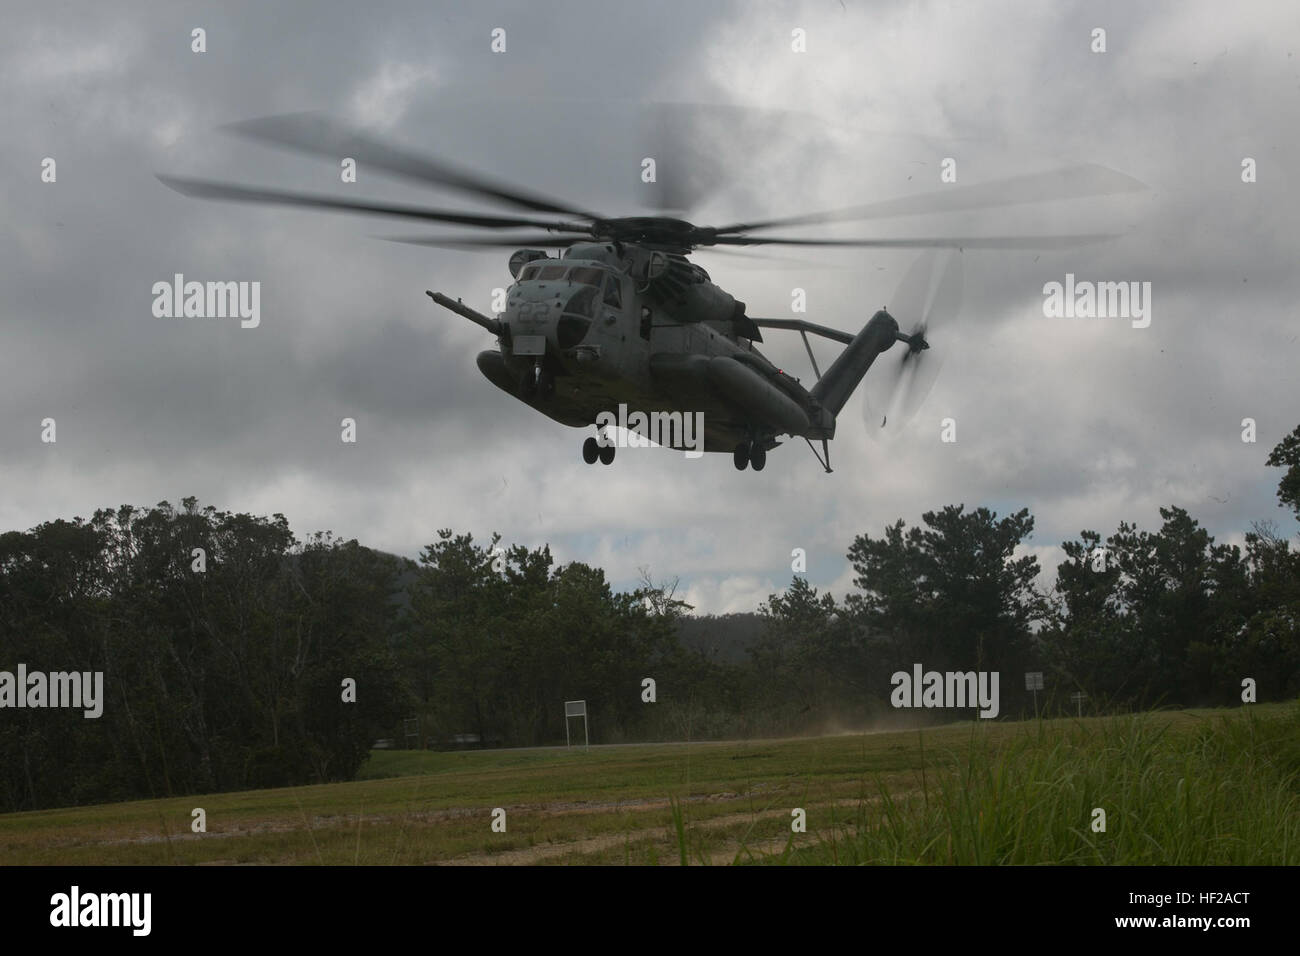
[709,233,1121,249]
[635,102,816,216]
[377,233,582,249]
[714,163,1146,234]
[638,103,720,215]
[156,174,594,232]
[692,246,826,268]
[225,112,605,220]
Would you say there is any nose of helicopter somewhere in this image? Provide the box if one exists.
[505,287,596,356]
[504,297,561,358]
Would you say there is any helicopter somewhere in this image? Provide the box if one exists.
[159,112,1143,472]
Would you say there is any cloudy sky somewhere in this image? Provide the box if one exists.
[4,0,1298,613]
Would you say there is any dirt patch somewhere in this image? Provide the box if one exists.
[82,784,908,864]
[435,797,871,866]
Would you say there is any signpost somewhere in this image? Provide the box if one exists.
[564,699,589,750]
[1071,691,1087,718]
[1025,672,1044,717]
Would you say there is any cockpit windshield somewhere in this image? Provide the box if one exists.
[518,264,606,286]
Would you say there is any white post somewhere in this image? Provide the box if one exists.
[1025,673,1043,720]
[565,700,587,750]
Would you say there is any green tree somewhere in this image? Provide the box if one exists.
[1266,424,1300,520]
[1046,507,1251,708]
[845,505,1045,717]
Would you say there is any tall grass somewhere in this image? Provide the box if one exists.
[790,704,1300,865]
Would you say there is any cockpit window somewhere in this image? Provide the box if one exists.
[604,277,622,309]
[564,286,598,318]
[525,264,605,285]
[569,267,605,287]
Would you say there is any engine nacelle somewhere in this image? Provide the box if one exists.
[508,249,552,278]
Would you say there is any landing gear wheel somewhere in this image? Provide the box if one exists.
[520,364,554,402]
[598,444,615,465]
[582,436,599,464]
[733,442,750,471]
[750,445,767,471]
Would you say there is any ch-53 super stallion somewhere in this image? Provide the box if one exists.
[160,113,1142,472]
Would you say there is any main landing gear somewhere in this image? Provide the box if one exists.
[582,434,615,466]
[733,440,766,472]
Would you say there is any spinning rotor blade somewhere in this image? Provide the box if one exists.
[708,233,1119,249]
[156,174,595,233]
[377,233,583,249]
[225,112,605,220]
[714,163,1146,235]
[160,110,1145,261]
[635,102,816,216]
[863,250,964,437]
[638,102,727,215]
[693,246,828,269]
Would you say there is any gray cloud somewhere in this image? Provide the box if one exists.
[3,0,1298,613]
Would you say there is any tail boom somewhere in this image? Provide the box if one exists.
[809,309,899,417]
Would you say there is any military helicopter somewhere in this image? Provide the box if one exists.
[159,113,1142,472]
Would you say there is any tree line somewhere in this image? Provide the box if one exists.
[715,426,1299,731]
[1,427,1296,812]
[0,500,406,812]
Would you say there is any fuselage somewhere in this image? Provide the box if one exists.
[477,242,832,451]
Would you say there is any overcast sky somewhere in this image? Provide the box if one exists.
[4,0,1298,614]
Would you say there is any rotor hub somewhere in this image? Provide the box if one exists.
[895,328,930,355]
[590,216,704,249]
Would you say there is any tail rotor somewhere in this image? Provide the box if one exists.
[863,250,963,435]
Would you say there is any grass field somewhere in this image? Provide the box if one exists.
[3,702,1297,865]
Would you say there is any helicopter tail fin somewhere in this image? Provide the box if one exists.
[809,310,899,416]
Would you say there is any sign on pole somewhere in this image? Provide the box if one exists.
[564,699,589,750]
[1025,672,1044,717]
[1070,691,1087,718]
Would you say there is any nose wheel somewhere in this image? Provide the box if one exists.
[519,362,555,402]
[733,440,767,472]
